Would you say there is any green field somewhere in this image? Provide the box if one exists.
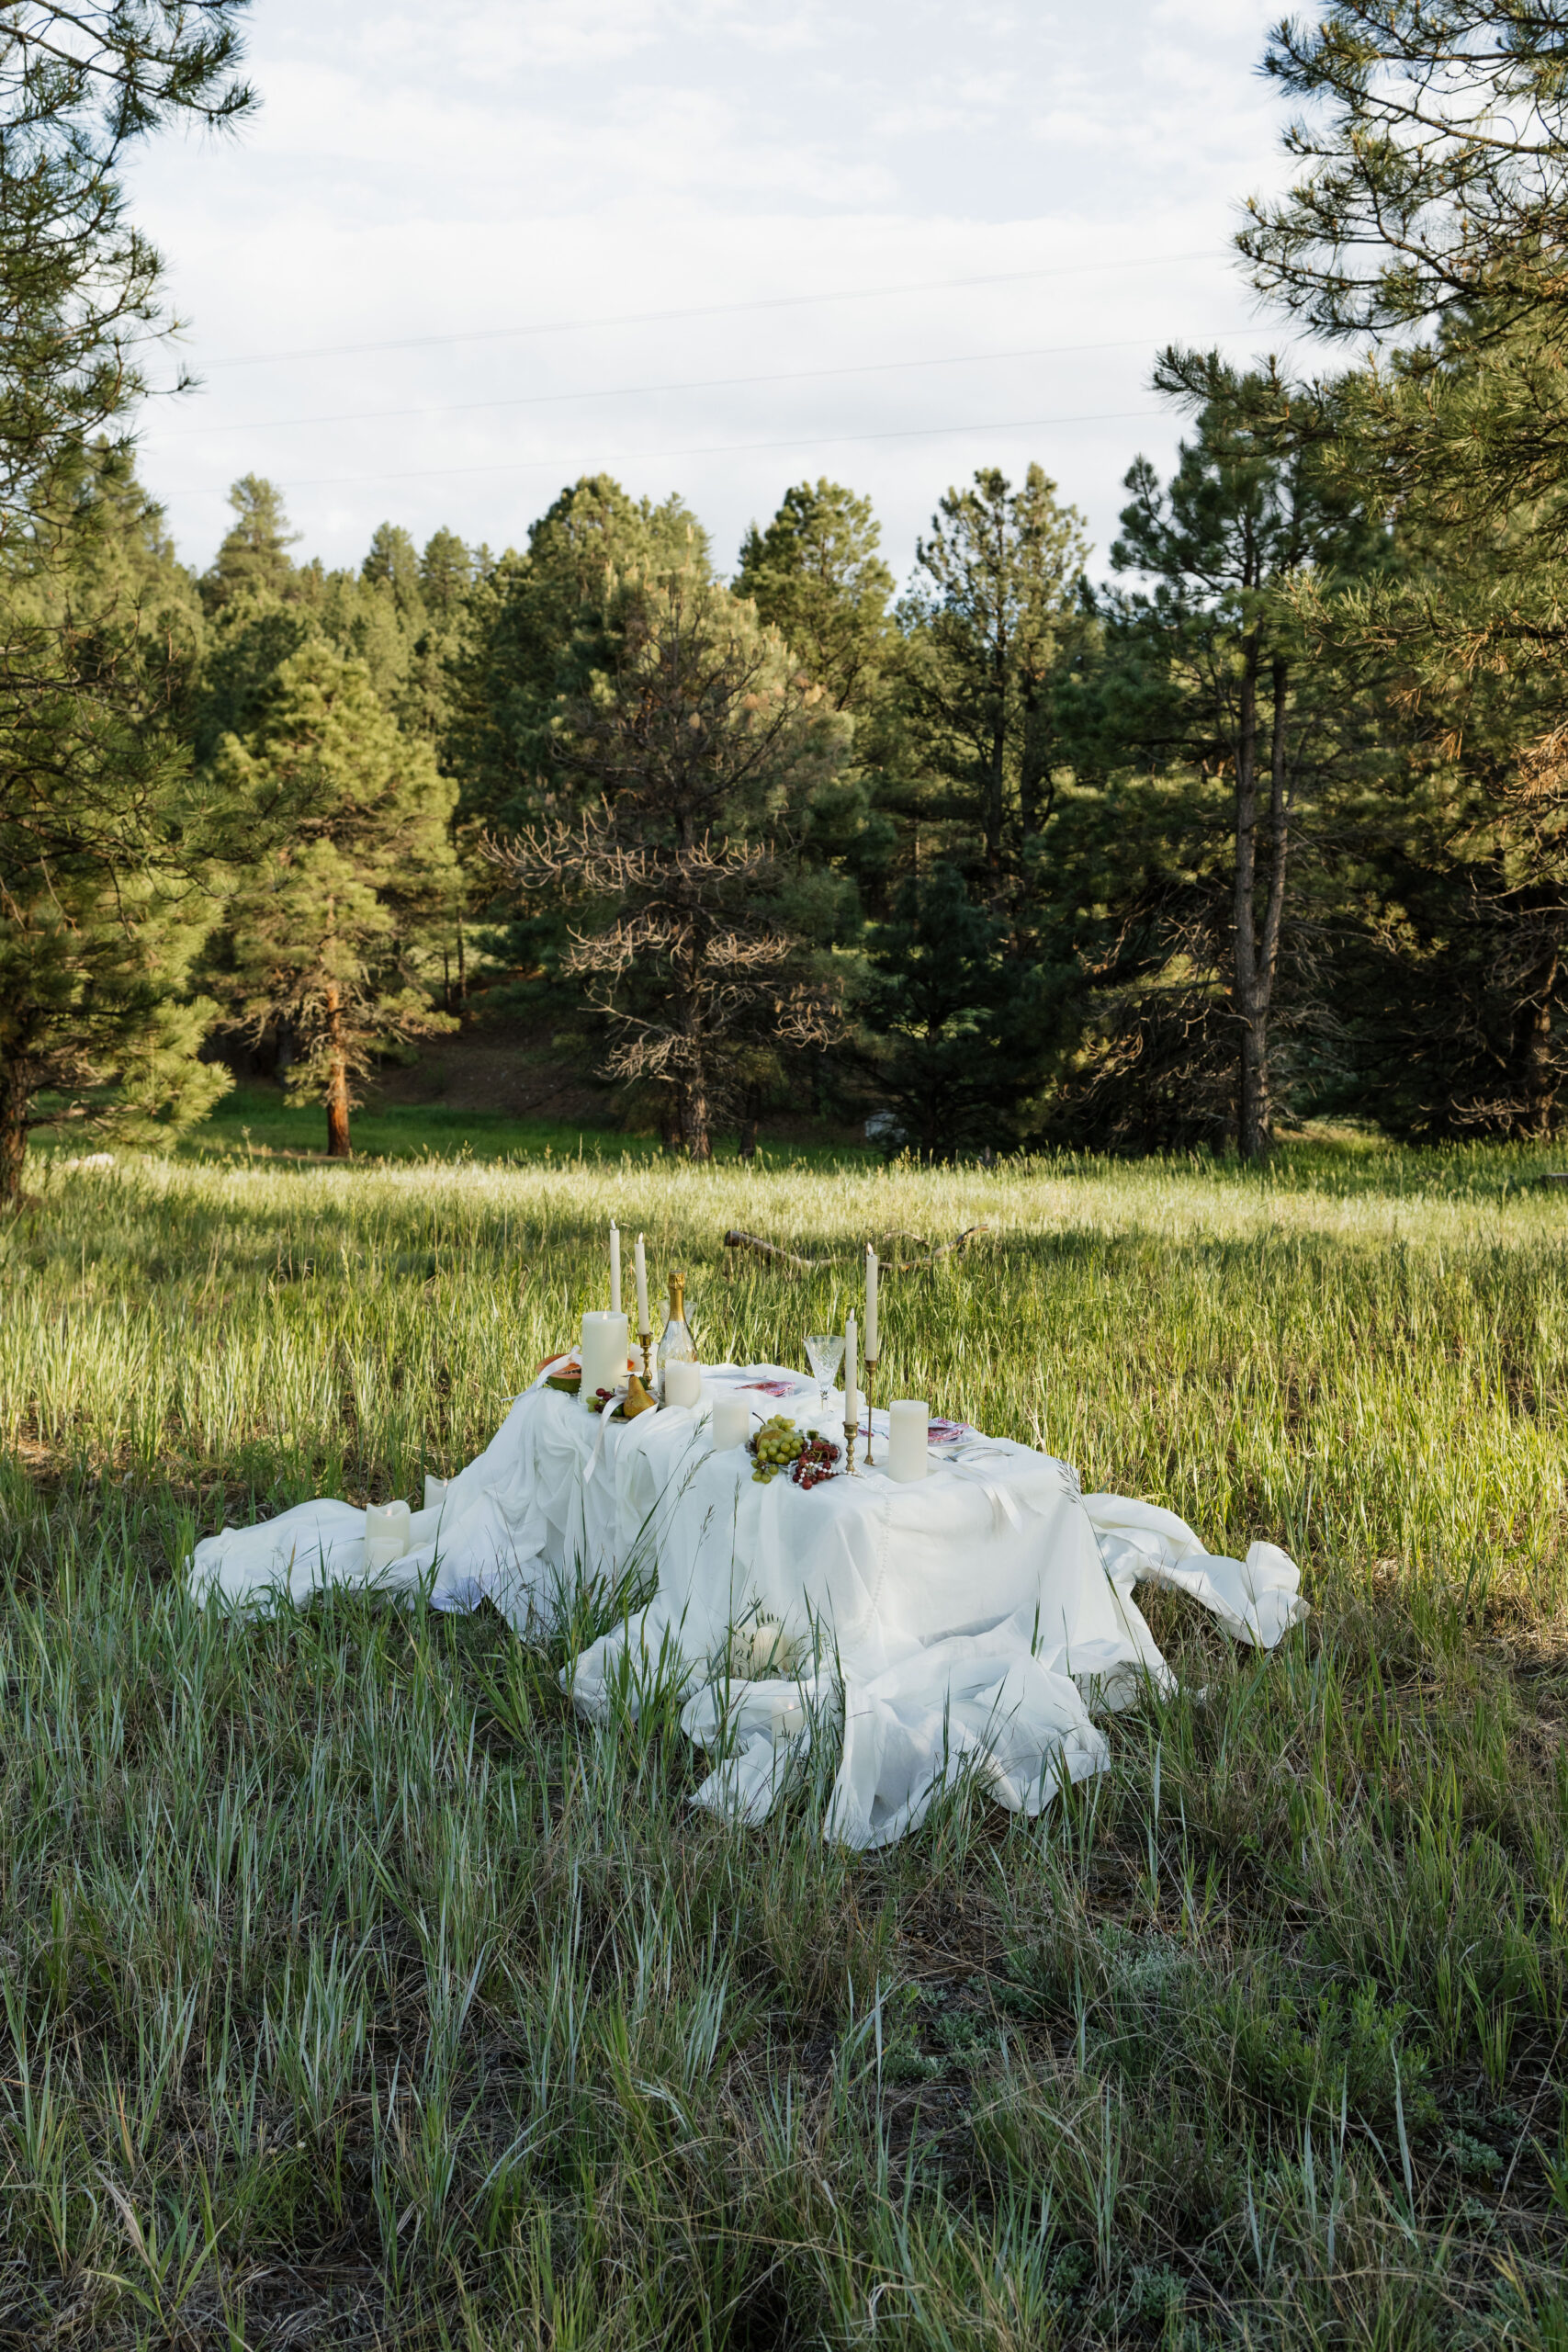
[3,1136,1566,2348]
[172,1084,874,1172]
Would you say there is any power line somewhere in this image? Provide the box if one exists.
[147,326,1258,443]
[220,404,1169,494]
[199,248,1224,371]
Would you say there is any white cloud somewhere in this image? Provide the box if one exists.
[127,0,1296,582]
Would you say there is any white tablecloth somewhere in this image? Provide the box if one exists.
[188,1364,1306,1848]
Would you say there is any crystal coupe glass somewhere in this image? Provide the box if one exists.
[805,1331,845,1420]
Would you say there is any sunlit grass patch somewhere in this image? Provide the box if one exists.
[2,1140,1565,2345]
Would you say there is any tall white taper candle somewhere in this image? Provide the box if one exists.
[844,1310,858,1436]
[634,1232,649,1371]
[609,1220,622,1315]
[865,1242,878,1360]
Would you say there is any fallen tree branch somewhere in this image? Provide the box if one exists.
[722,1225,992,1273]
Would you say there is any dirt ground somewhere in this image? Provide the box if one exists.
[371,1012,867,1148]
[372,1013,617,1125]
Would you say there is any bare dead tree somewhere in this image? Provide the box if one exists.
[487,579,847,1158]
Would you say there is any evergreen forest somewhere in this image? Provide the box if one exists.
[7,0,1568,1191]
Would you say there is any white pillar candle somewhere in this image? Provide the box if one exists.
[580,1309,630,1408]
[423,1474,447,1510]
[886,1399,929,1483]
[664,1357,702,1410]
[634,1231,649,1337]
[844,1311,858,1436]
[365,1498,412,1571]
[750,1620,792,1676]
[711,1393,751,1451]
[865,1243,878,1360]
[609,1220,622,1315]
[730,1618,793,1679]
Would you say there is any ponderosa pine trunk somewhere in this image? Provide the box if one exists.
[986,714,1006,909]
[1233,628,1267,1160]
[1019,668,1054,849]
[324,981,352,1159]
[1525,947,1559,1136]
[671,941,711,1160]
[1257,657,1291,1123]
[682,1076,712,1162]
[0,1056,28,1206]
[1234,646,1291,1161]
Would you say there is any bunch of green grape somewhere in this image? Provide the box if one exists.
[749,1415,806,1483]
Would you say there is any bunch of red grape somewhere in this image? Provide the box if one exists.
[790,1434,842,1490]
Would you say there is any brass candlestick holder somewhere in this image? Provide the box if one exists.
[843,1414,859,1476]
[638,1329,654,1386]
[863,1354,878,1464]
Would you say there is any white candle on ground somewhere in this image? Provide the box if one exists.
[886,1399,929,1482]
[634,1233,649,1337]
[750,1620,792,1676]
[844,1311,858,1436]
[730,1619,792,1678]
[365,1498,412,1570]
[423,1474,447,1511]
[580,1310,630,1408]
[665,1358,702,1409]
[865,1242,878,1360]
[609,1221,622,1315]
[711,1394,751,1451]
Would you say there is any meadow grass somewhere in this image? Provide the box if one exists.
[2,1134,1566,2347]
[177,1083,875,1170]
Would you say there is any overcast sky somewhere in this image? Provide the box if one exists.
[126,0,1307,589]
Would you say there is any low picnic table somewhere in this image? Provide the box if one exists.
[189,1364,1305,1848]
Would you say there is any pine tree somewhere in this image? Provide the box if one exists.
[491,577,846,1158]
[0,5,254,1203]
[1106,359,1377,1158]
[0,5,253,547]
[731,479,898,922]
[311,559,415,723]
[213,639,457,1157]
[853,865,1057,1160]
[0,451,227,1196]
[198,489,431,751]
[446,474,711,837]
[362,522,423,622]
[200,475,300,614]
[897,464,1089,904]
[419,527,472,619]
[1235,2,1568,1131]
[1239,2,1566,346]
[734,480,894,712]
[403,527,471,746]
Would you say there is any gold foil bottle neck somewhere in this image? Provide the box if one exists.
[668,1272,686,1318]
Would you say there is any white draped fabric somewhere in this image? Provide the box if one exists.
[187,1364,1306,1849]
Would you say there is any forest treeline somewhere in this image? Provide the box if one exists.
[6,0,1568,1195]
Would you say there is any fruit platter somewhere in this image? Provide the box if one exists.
[747,1415,844,1489]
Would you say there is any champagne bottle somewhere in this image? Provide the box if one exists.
[658,1272,695,1393]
